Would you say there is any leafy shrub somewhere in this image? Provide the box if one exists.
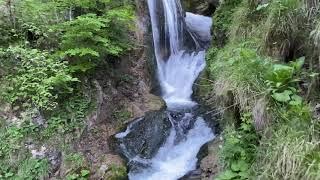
[0,91,91,178]
[42,92,92,138]
[266,57,304,105]
[0,109,45,170]
[17,158,49,180]
[57,6,134,72]
[213,0,243,46]
[64,153,90,180]
[217,113,258,180]
[0,14,16,47]
[66,169,90,180]
[0,47,78,109]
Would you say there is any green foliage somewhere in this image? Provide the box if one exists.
[0,16,16,47]
[266,57,304,105]
[112,109,133,125]
[1,0,135,67]
[217,113,258,180]
[64,153,90,180]
[214,0,243,32]
[1,158,48,179]
[0,155,49,180]
[56,6,134,72]
[108,165,127,180]
[14,0,132,26]
[207,1,320,179]
[0,47,78,109]
[262,0,318,59]
[0,0,134,179]
[0,109,47,163]
[253,125,320,180]
[0,92,91,178]
[65,153,86,170]
[213,0,243,45]
[42,92,92,138]
[269,0,301,16]
[66,169,90,180]
[17,158,49,180]
[208,42,271,102]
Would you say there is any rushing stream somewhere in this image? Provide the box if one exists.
[115,0,214,179]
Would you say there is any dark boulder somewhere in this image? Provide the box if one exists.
[115,110,172,160]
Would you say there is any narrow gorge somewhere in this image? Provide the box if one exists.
[115,0,216,179]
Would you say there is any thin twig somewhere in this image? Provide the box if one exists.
[199,77,215,83]
[205,92,268,116]
[193,83,212,87]
[205,102,239,116]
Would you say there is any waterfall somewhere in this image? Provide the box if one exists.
[148,0,211,110]
[116,0,214,179]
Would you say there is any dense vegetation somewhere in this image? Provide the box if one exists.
[1,0,319,179]
[203,0,320,179]
[0,0,133,178]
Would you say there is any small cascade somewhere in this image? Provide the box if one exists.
[148,0,212,110]
[129,114,214,180]
[115,0,214,179]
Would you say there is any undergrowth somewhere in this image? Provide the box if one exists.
[207,0,320,179]
[0,91,92,179]
[216,113,258,180]
[0,0,134,178]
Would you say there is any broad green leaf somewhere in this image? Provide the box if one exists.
[217,170,239,180]
[81,169,90,177]
[290,57,305,71]
[272,90,292,102]
[239,171,250,179]
[289,95,303,106]
[231,160,248,172]
[256,3,269,11]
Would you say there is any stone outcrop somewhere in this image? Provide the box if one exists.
[182,0,219,16]
[116,111,172,160]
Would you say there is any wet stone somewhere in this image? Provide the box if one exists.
[115,110,172,160]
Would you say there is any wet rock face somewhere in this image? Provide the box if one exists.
[179,169,202,180]
[182,0,219,16]
[200,136,223,179]
[116,110,172,159]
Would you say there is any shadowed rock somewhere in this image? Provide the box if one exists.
[115,110,172,160]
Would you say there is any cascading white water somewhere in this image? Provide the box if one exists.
[116,0,214,179]
[148,0,211,109]
[129,115,214,180]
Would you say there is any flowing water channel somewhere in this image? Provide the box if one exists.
[115,0,214,179]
